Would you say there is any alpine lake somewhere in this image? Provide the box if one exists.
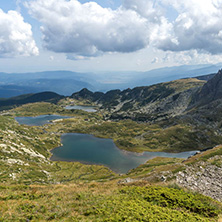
[15,114,198,174]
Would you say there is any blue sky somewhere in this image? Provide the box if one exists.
[0,0,222,73]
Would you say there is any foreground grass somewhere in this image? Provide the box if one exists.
[0,182,221,221]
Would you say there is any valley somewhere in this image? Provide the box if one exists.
[1,71,222,221]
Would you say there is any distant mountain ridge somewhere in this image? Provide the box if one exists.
[0,71,94,97]
[0,63,221,98]
[1,69,222,122]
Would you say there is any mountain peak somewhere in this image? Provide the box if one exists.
[197,69,222,102]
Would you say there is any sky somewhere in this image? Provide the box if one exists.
[1,0,222,73]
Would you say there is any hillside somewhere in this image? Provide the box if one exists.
[0,92,64,111]
[71,69,222,128]
[0,107,222,221]
[71,78,206,121]
[1,71,222,221]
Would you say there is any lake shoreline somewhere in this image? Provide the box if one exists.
[50,133,199,174]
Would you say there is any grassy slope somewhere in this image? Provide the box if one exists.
[163,78,206,92]
[0,182,221,221]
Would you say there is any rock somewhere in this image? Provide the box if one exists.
[117,177,136,184]
[176,158,222,201]
[197,69,222,103]
[160,175,166,182]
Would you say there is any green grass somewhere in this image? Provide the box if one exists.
[200,148,222,161]
[0,90,222,221]
[127,157,182,178]
[0,183,220,221]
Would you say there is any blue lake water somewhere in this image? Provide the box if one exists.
[51,133,198,174]
[15,115,71,126]
[65,105,97,112]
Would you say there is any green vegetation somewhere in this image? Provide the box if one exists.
[12,102,64,116]
[127,157,183,179]
[164,78,206,92]
[45,114,222,153]
[0,183,221,221]
[1,101,221,185]
[184,145,222,164]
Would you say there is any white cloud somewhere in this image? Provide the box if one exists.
[66,54,93,60]
[162,50,222,65]
[25,0,222,60]
[0,9,39,58]
[49,55,54,61]
[156,0,222,54]
[122,0,161,20]
[25,0,170,58]
[151,57,159,64]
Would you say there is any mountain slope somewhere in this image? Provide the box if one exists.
[195,69,222,103]
[0,92,64,110]
[72,78,206,121]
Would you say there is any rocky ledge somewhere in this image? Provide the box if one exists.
[176,156,222,202]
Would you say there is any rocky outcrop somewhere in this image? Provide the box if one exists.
[176,156,222,201]
[195,69,222,104]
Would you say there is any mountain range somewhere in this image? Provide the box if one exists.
[0,63,221,98]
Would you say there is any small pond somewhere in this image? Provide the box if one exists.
[65,105,97,112]
[51,133,198,174]
[15,115,71,126]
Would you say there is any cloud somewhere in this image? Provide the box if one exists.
[25,0,222,59]
[49,56,54,61]
[25,0,170,57]
[155,0,222,54]
[151,57,159,64]
[0,9,39,58]
[162,50,222,64]
[66,54,93,60]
